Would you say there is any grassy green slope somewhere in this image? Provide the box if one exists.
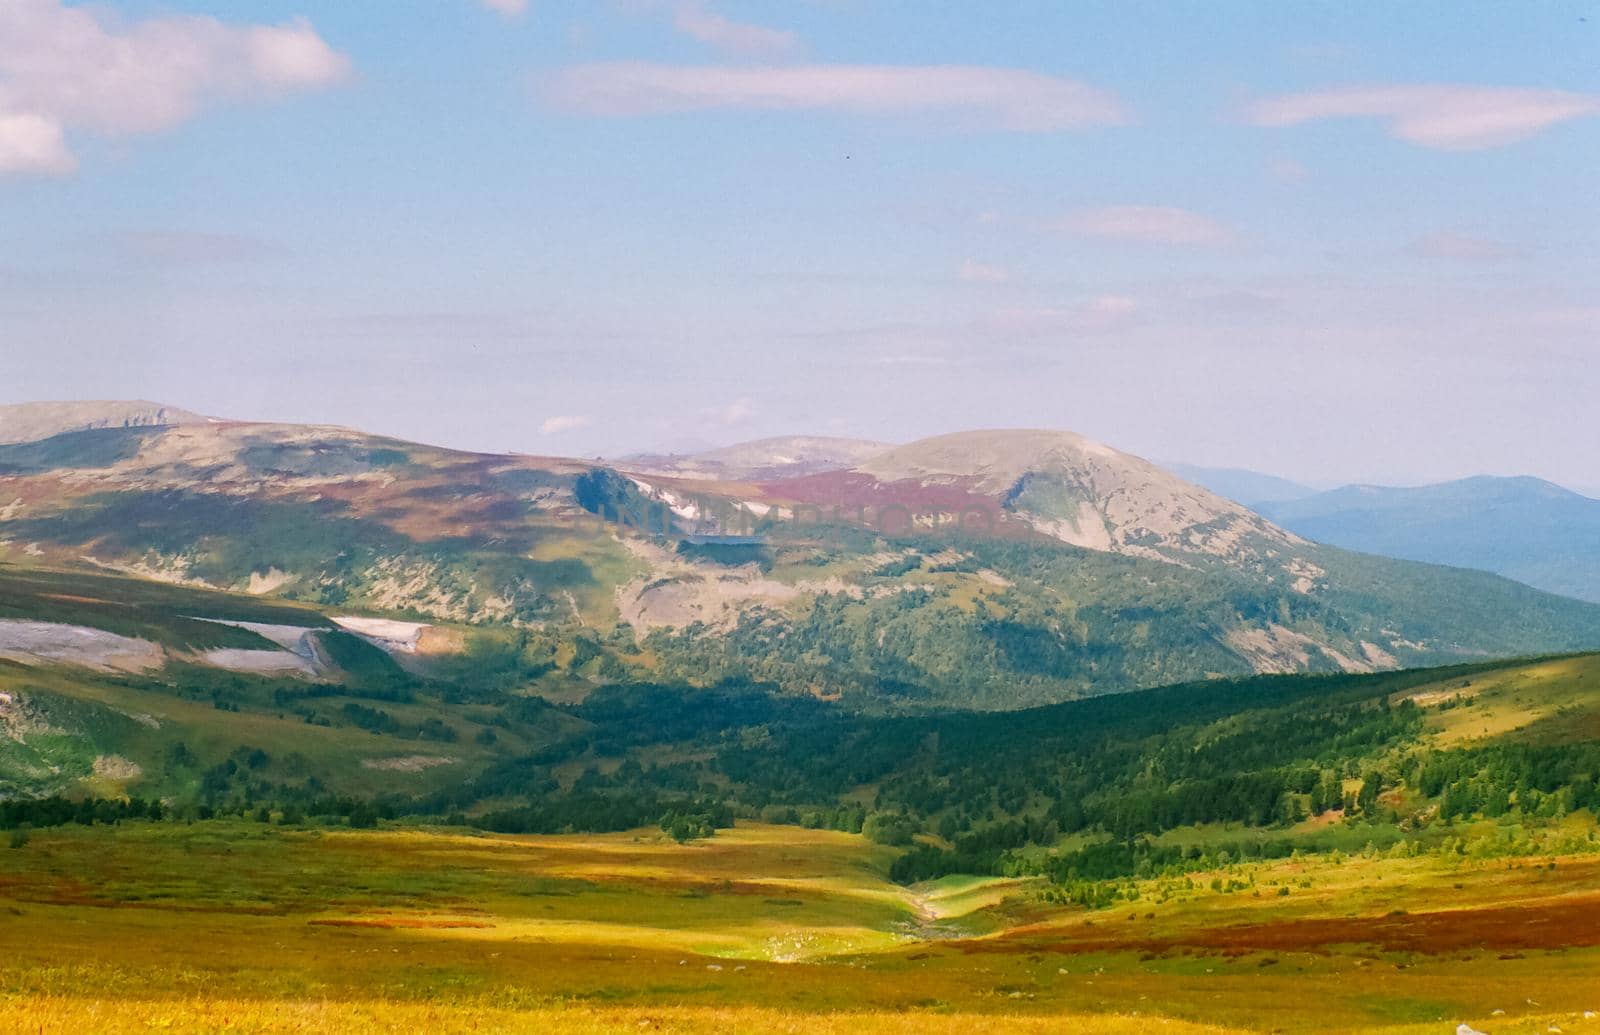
[0,565,580,801]
[641,529,1600,709]
[1,560,1597,901]
[0,563,329,657]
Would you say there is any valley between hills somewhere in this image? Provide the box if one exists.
[3,402,1600,1033]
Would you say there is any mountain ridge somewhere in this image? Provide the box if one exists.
[1259,474,1600,603]
[1164,462,1319,506]
[619,434,893,481]
[831,429,1305,565]
[0,400,210,445]
[3,402,1599,708]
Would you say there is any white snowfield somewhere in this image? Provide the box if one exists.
[0,617,341,677]
[185,618,324,657]
[331,615,429,653]
[199,648,318,676]
[0,620,163,672]
[184,617,328,676]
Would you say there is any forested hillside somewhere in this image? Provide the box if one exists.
[6,560,1598,891]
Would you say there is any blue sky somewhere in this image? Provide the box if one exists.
[2,1,1597,487]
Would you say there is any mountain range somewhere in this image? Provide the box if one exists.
[1162,463,1318,506]
[1256,475,1600,603]
[3,401,1599,714]
[1158,460,1600,604]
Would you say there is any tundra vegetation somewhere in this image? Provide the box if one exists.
[4,567,1600,1031]
[5,416,1600,1031]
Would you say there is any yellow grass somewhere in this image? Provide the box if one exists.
[5,820,1600,1033]
[0,997,1248,1034]
[1399,654,1600,746]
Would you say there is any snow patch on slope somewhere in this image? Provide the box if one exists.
[0,620,164,672]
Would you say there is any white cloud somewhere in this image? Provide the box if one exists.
[1086,294,1138,317]
[541,414,592,434]
[1410,231,1520,261]
[1056,206,1234,247]
[0,111,73,175]
[708,397,756,425]
[1247,85,1600,150]
[479,0,529,18]
[0,0,350,177]
[671,1,799,58]
[957,259,1008,284]
[681,398,758,432]
[541,63,1128,130]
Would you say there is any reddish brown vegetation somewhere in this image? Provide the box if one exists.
[977,892,1600,958]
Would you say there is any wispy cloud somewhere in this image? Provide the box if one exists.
[868,353,950,368]
[671,1,800,59]
[88,231,287,266]
[478,0,529,18]
[1247,85,1600,150]
[1086,294,1139,317]
[706,397,756,426]
[957,259,1008,284]
[540,414,592,434]
[0,0,350,177]
[1410,231,1520,262]
[987,295,1140,335]
[1056,206,1234,247]
[541,63,1128,130]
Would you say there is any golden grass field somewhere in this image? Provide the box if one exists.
[3,820,1600,1033]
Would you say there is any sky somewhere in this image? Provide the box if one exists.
[1,0,1598,489]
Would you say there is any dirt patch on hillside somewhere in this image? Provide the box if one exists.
[416,626,466,655]
[354,557,517,624]
[1226,624,1375,676]
[361,755,457,773]
[91,754,143,782]
[246,568,293,594]
[0,690,57,741]
[615,539,863,632]
[1285,558,1326,594]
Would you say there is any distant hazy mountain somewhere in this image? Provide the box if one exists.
[1165,463,1317,506]
[1258,476,1600,603]
[620,435,891,481]
[0,400,208,444]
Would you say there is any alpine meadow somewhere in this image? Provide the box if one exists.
[4,3,1600,1034]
